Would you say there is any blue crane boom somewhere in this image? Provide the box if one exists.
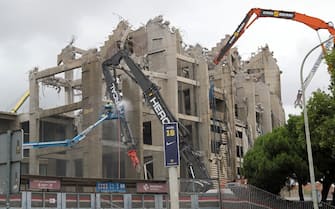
[22,103,118,150]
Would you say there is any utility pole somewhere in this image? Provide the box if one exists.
[163,123,180,209]
[299,36,333,209]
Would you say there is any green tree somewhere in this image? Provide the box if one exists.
[310,49,335,202]
[243,126,308,197]
[286,115,309,201]
[306,89,335,201]
[244,91,335,201]
[244,48,335,203]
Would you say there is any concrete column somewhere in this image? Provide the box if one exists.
[65,121,75,176]
[152,118,166,179]
[59,44,75,106]
[263,49,282,100]
[46,159,56,176]
[169,167,180,209]
[28,68,40,175]
[196,56,211,170]
[146,20,179,180]
[64,70,74,105]
[81,58,103,178]
[66,159,75,176]
[244,81,257,142]
[163,34,178,115]
[256,84,272,133]
[222,66,237,179]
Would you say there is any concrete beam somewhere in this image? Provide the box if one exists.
[143,70,168,80]
[41,77,82,89]
[176,53,197,64]
[118,66,168,80]
[38,152,69,159]
[36,145,84,158]
[147,49,166,56]
[43,154,70,160]
[177,113,201,122]
[143,144,163,152]
[41,117,74,125]
[36,146,68,156]
[39,101,82,118]
[214,92,224,100]
[72,79,82,89]
[0,111,17,120]
[177,76,199,86]
[35,56,97,79]
[102,140,126,148]
[18,113,29,123]
[18,113,74,125]
[214,86,223,94]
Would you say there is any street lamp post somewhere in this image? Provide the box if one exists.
[300,36,333,209]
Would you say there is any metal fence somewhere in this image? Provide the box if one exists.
[222,184,335,209]
[1,185,335,209]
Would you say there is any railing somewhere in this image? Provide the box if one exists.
[0,192,219,209]
[1,184,335,209]
[224,184,335,209]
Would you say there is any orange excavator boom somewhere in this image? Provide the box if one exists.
[213,8,335,65]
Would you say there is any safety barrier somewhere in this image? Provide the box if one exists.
[1,184,335,209]
[223,184,335,209]
[0,192,220,209]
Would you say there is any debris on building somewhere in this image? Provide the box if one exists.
[1,16,285,190]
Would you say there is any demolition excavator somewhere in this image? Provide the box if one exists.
[213,8,335,65]
[102,40,213,192]
[213,8,335,109]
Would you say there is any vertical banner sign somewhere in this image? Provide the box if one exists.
[163,122,180,167]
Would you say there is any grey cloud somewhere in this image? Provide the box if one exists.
[0,0,333,115]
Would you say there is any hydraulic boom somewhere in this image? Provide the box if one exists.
[214,8,335,65]
[23,103,118,149]
[102,57,140,170]
[102,46,212,192]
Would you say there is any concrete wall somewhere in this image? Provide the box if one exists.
[255,82,272,134]
[237,44,285,141]
[0,112,19,132]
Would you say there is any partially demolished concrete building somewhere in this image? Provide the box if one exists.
[2,16,285,187]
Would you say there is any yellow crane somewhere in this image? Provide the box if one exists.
[11,90,30,113]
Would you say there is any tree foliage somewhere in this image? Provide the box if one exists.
[308,48,335,201]
[243,126,308,195]
[243,48,335,203]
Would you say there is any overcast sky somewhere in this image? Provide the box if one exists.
[0,0,334,118]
